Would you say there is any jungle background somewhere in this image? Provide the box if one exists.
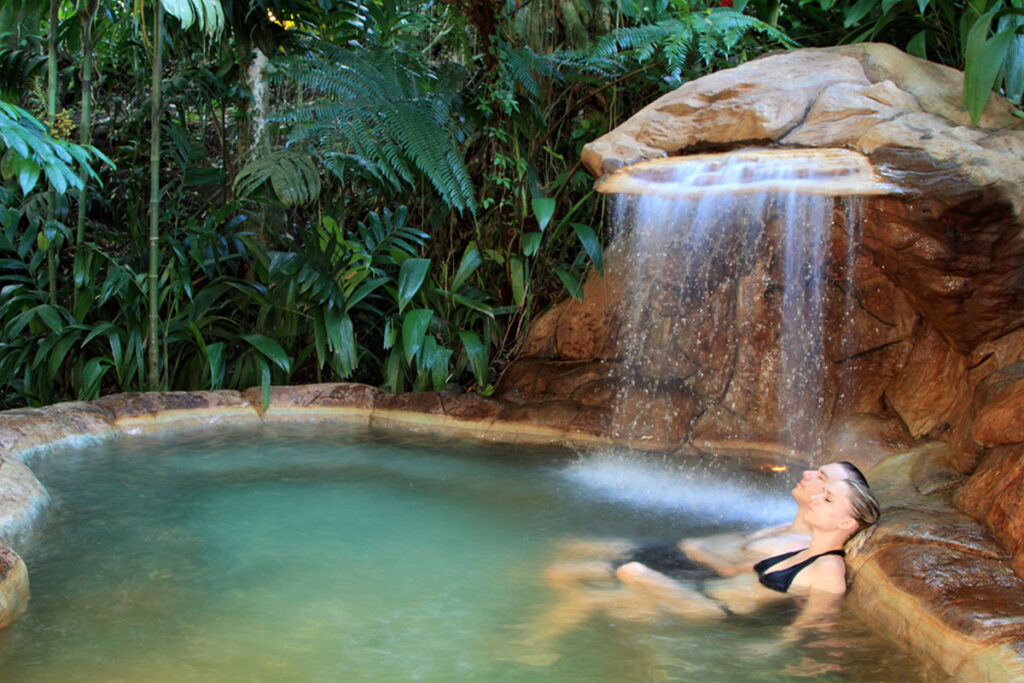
[1,0,1021,408]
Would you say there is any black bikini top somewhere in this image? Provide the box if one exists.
[754,549,846,594]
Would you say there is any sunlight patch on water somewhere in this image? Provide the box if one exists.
[559,450,797,526]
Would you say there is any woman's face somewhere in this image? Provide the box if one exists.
[791,462,850,505]
[805,481,857,534]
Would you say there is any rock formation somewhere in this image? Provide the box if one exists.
[498,42,1024,677]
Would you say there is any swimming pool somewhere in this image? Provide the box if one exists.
[0,423,936,681]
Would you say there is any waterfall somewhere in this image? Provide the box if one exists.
[598,149,892,456]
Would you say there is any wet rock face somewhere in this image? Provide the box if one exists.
[501,43,1024,593]
[0,547,28,629]
[953,363,1024,578]
[505,41,1024,458]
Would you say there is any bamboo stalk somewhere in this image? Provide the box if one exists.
[147,2,164,389]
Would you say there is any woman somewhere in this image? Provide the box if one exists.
[614,477,881,619]
[516,478,881,662]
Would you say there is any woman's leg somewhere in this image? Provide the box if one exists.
[614,562,727,620]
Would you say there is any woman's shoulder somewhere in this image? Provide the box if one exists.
[805,553,848,594]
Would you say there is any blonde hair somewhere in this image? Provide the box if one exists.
[841,478,880,554]
[843,478,880,530]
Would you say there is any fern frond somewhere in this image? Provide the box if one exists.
[269,44,477,213]
[497,43,559,100]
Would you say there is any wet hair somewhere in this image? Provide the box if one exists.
[837,461,870,489]
[841,478,880,532]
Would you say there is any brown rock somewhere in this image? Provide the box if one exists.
[860,147,1024,352]
[553,270,614,360]
[863,506,1007,560]
[519,305,559,358]
[827,43,1019,129]
[973,377,1024,446]
[247,382,381,417]
[0,456,48,546]
[865,442,964,506]
[949,406,982,475]
[820,412,913,470]
[955,640,1024,682]
[955,445,1024,566]
[581,50,870,176]
[0,402,117,461]
[0,546,28,629]
[691,405,774,449]
[93,391,252,421]
[850,548,1024,678]
[969,325,1024,383]
[950,359,1024,474]
[781,79,920,148]
[870,543,1024,641]
[884,322,970,437]
[569,378,617,407]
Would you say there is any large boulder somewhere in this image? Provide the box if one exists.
[0,546,28,629]
[504,44,1024,459]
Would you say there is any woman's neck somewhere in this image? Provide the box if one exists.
[805,528,850,555]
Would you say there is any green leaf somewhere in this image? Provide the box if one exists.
[161,0,225,35]
[457,329,489,387]
[337,314,358,375]
[531,197,556,232]
[451,244,483,292]
[242,333,291,373]
[48,332,80,381]
[207,342,225,389]
[36,304,64,333]
[82,321,117,346]
[346,276,388,312]
[998,10,1024,101]
[843,0,878,28]
[313,313,327,367]
[571,223,604,275]
[964,10,1018,125]
[522,232,542,257]
[907,31,928,59]
[554,266,584,300]
[509,255,526,307]
[397,257,430,313]
[256,356,272,412]
[402,308,433,364]
[384,344,404,393]
[451,292,495,318]
[429,344,452,390]
[79,357,110,401]
[234,150,321,208]
[15,156,41,195]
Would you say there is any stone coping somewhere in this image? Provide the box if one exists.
[1,384,1022,679]
[849,445,1024,680]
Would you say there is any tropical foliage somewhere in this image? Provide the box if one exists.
[1,0,1022,408]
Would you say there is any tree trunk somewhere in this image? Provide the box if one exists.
[147,2,164,389]
[46,0,59,305]
[74,0,97,310]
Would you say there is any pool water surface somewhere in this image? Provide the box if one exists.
[0,424,937,681]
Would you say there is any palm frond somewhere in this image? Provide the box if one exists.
[233,148,322,207]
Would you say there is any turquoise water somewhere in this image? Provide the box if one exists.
[0,424,935,681]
